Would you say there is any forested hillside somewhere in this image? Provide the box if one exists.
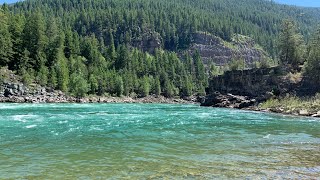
[0,0,319,98]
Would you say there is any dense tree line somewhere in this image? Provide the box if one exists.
[278,20,320,85]
[305,27,320,83]
[1,0,320,97]
[0,6,207,97]
[5,0,320,58]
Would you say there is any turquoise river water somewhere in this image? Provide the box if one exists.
[0,103,319,179]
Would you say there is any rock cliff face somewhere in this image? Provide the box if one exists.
[133,31,270,67]
[201,67,291,108]
[187,32,270,66]
[132,30,162,54]
[201,66,320,108]
[208,67,285,98]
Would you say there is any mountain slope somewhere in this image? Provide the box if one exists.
[8,0,320,56]
[1,0,319,98]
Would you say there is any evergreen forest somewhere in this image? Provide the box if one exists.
[1,0,320,98]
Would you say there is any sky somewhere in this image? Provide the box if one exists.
[0,0,19,4]
[1,0,320,7]
[275,0,320,7]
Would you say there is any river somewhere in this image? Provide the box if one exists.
[0,103,319,179]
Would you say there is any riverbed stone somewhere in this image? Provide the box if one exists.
[299,109,310,116]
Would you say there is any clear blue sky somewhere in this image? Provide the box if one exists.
[1,0,320,7]
[276,0,320,7]
[0,0,21,4]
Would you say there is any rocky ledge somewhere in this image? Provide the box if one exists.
[200,91,256,109]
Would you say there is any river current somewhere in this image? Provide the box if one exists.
[0,103,319,179]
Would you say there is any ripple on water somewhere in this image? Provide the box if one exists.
[25,124,37,129]
[12,114,41,123]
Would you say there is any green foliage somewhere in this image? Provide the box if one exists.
[88,75,98,94]
[305,27,320,83]
[20,68,33,86]
[6,0,320,58]
[181,75,193,97]
[153,77,161,96]
[115,75,124,97]
[55,51,69,92]
[48,67,57,89]
[0,10,13,66]
[139,76,150,97]
[3,0,319,98]
[228,59,245,71]
[69,73,88,98]
[278,20,306,70]
[209,62,221,77]
[253,58,272,69]
[22,11,47,71]
[37,65,48,86]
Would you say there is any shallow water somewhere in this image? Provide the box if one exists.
[0,103,319,179]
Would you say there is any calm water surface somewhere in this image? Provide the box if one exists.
[0,103,319,179]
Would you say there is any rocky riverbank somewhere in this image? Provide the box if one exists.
[0,81,196,104]
[249,107,320,118]
[200,91,320,118]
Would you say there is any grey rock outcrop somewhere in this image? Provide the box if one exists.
[187,32,270,66]
[132,29,162,54]
[200,91,256,109]
[0,81,75,103]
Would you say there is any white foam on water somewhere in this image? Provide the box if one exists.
[26,125,37,129]
[12,115,27,123]
[0,105,12,110]
[58,120,68,124]
[12,114,42,123]
[263,134,271,139]
[68,127,80,132]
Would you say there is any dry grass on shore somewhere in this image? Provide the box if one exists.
[260,94,320,115]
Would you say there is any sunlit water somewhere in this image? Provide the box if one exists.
[0,103,319,179]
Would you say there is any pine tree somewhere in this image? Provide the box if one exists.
[108,30,117,62]
[37,65,48,86]
[8,14,25,70]
[279,20,306,70]
[154,76,161,96]
[48,66,57,89]
[193,50,207,93]
[140,76,150,97]
[115,75,124,97]
[181,75,193,97]
[69,73,88,98]
[55,49,69,92]
[22,11,47,71]
[305,28,320,83]
[0,9,13,66]
[88,74,98,94]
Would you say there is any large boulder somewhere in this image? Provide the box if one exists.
[200,92,256,109]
